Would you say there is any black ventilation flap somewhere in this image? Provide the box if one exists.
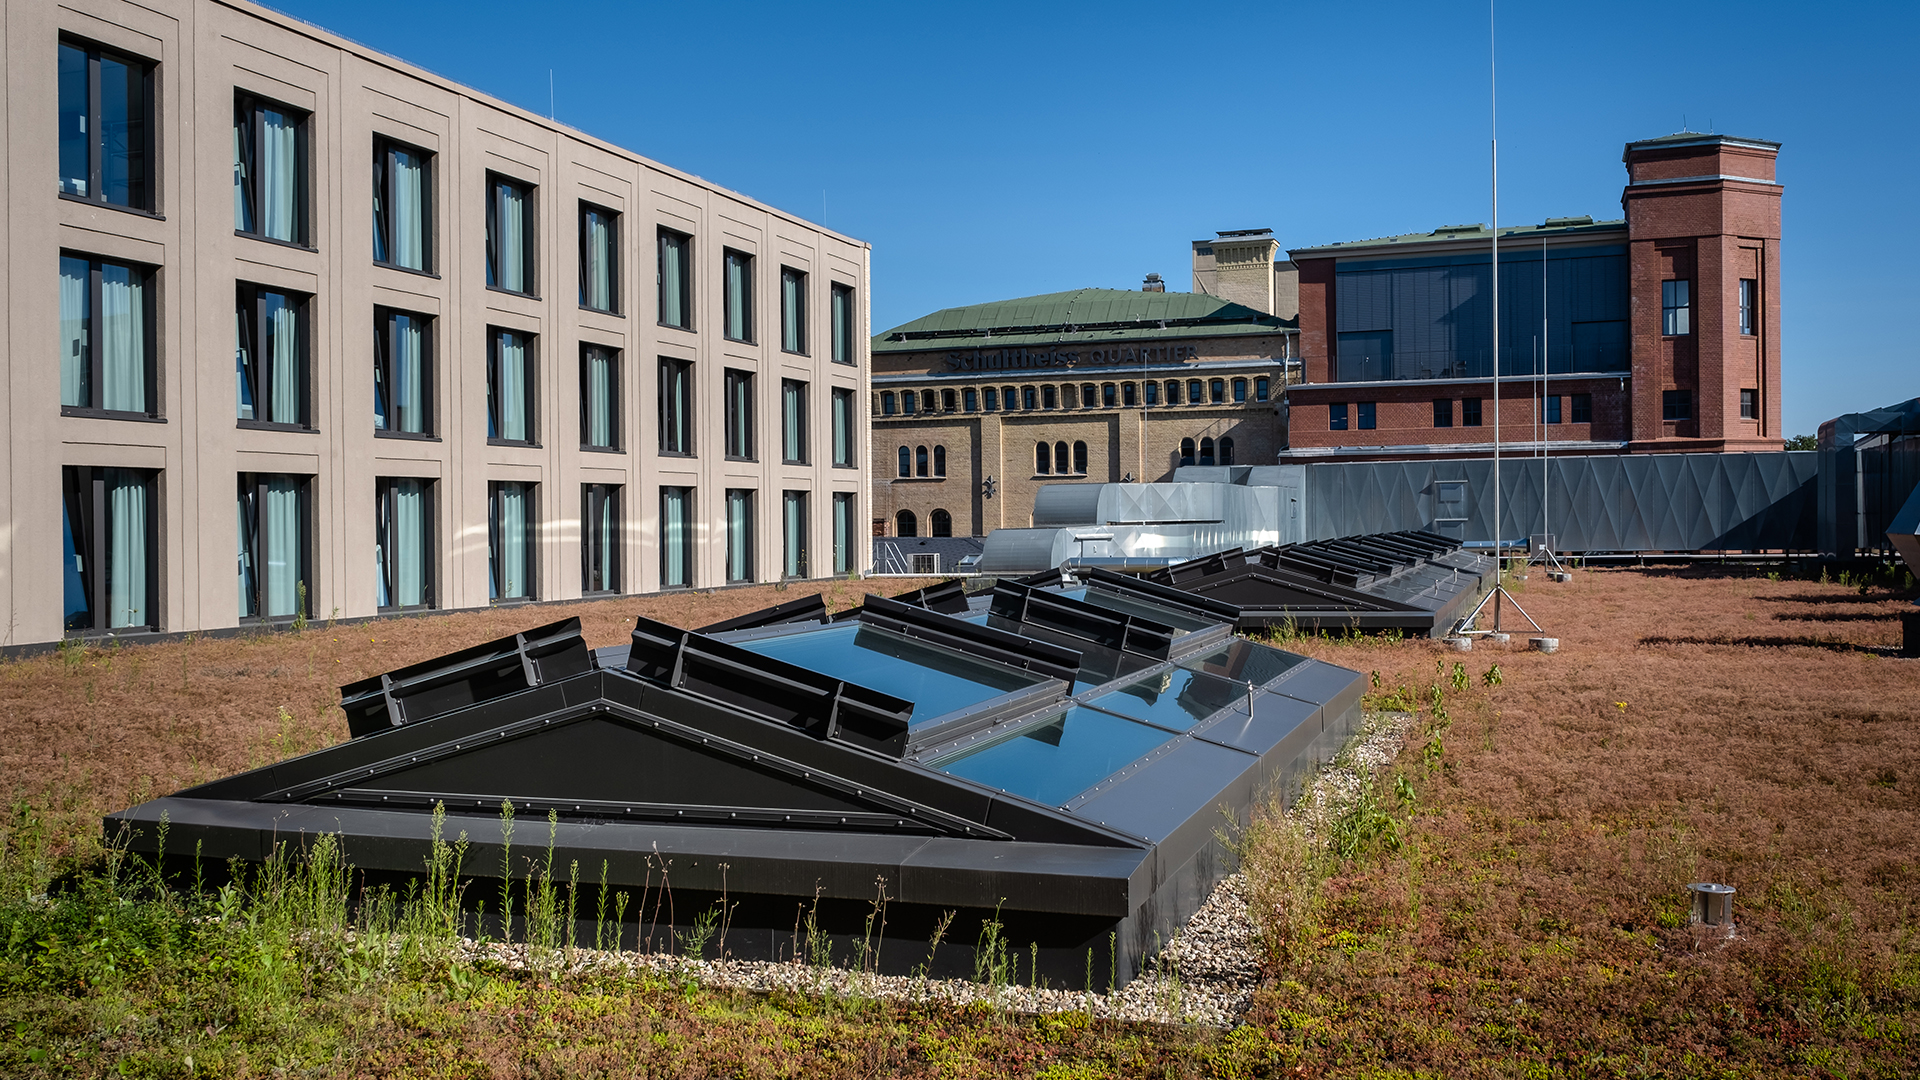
[694,593,830,634]
[859,594,1081,684]
[1082,566,1244,623]
[1150,548,1248,589]
[989,581,1175,660]
[627,614,913,758]
[340,617,596,738]
[829,578,971,622]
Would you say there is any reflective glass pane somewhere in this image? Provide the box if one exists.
[98,54,146,209]
[1179,638,1309,685]
[59,44,88,196]
[1076,587,1219,632]
[1087,668,1248,731]
[734,623,1043,724]
[933,706,1175,807]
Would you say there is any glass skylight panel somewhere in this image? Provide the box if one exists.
[1085,668,1246,731]
[931,706,1174,807]
[734,623,1043,724]
[1177,638,1311,685]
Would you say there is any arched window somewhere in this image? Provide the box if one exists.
[1102,383,1117,408]
[1003,386,1018,410]
[1073,441,1088,474]
[1219,436,1235,465]
[921,390,936,413]
[1035,441,1051,474]
[933,445,947,476]
[897,445,911,478]
[1254,376,1270,402]
[1179,438,1195,466]
[1209,379,1226,404]
[1187,379,1203,403]
[896,509,917,537]
[1122,382,1137,407]
[1232,378,1248,403]
[1042,385,1057,409]
[915,445,929,477]
[881,391,896,415]
[1145,381,1159,406]
[902,392,917,415]
[930,509,952,538]
[1021,386,1037,411]
[984,387,999,411]
[1055,442,1070,475]
[1167,380,1183,405]
[1082,384,1097,407]
[963,387,978,411]
[1199,437,1216,466]
[941,389,957,412]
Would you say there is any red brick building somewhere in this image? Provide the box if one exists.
[1281,133,1782,461]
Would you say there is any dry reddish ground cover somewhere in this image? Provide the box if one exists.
[0,578,936,857]
[1247,566,1920,1077]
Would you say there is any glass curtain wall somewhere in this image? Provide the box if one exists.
[724,250,753,342]
[725,489,754,583]
[831,388,853,466]
[724,369,754,459]
[62,467,157,632]
[486,176,533,293]
[832,492,855,574]
[234,95,305,243]
[580,204,618,312]
[488,329,534,443]
[658,229,692,328]
[660,487,693,588]
[488,481,535,601]
[374,309,430,434]
[830,283,854,365]
[582,484,620,593]
[781,268,806,353]
[375,478,431,609]
[59,41,151,210]
[580,345,618,449]
[782,492,808,579]
[235,284,307,426]
[782,380,807,463]
[60,254,151,415]
[237,474,310,620]
[373,140,429,271]
[659,358,693,454]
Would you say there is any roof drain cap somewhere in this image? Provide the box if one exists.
[1688,883,1736,942]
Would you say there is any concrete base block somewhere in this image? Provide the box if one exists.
[1550,571,1572,583]
[1530,637,1559,654]
[1485,632,1510,644]
[1445,636,1473,651]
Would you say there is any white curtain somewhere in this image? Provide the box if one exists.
[264,476,301,617]
[831,287,848,364]
[265,291,300,423]
[60,257,89,407]
[586,348,612,447]
[100,263,145,413]
[395,314,424,433]
[584,211,612,310]
[783,493,805,578]
[662,488,689,587]
[660,235,686,326]
[782,272,802,352]
[726,490,750,582]
[726,255,747,339]
[833,494,851,574]
[392,148,425,271]
[496,332,527,441]
[833,392,849,465]
[261,108,297,242]
[591,489,616,591]
[783,381,803,462]
[493,183,526,292]
[493,483,529,599]
[105,469,147,629]
[393,479,426,607]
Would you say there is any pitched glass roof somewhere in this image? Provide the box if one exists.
[928,705,1175,808]
[732,622,1045,725]
[1085,667,1249,732]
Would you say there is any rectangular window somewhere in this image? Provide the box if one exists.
[781,267,807,354]
[373,138,432,272]
[1357,402,1376,430]
[1570,393,1592,424]
[724,249,754,342]
[1329,403,1349,431]
[1188,379,1204,404]
[901,391,917,416]
[1661,279,1691,336]
[659,357,694,455]
[1462,398,1483,427]
[582,484,620,594]
[1546,394,1563,424]
[1210,379,1227,404]
[60,253,156,417]
[1167,380,1183,405]
[725,489,754,583]
[783,491,809,578]
[1739,278,1757,336]
[1255,376,1270,402]
[660,487,694,588]
[1144,381,1159,406]
[723,368,754,460]
[373,308,432,436]
[487,481,536,601]
[1042,385,1058,410]
[1663,389,1693,421]
[783,381,808,463]
[1433,398,1453,428]
[580,345,620,450]
[1023,386,1037,411]
[62,466,158,632]
[1123,383,1138,407]
[237,473,312,620]
[58,40,153,211]
[833,492,855,574]
[234,93,308,245]
[832,387,855,467]
[830,283,856,365]
[658,228,693,329]
[487,328,536,444]
[235,283,310,428]
[1740,388,1757,420]
[983,387,998,411]
[1232,378,1247,403]
[374,477,433,610]
[963,387,978,412]
[486,174,535,294]
[580,203,619,313]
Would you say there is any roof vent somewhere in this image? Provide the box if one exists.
[1142,273,1165,293]
[1432,223,1483,235]
[1541,215,1594,228]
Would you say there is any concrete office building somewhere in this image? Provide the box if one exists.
[870,286,1297,539]
[1,0,871,649]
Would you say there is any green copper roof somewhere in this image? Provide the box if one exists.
[1288,216,1625,258]
[873,288,1291,353]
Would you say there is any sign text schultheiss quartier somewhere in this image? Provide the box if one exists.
[941,343,1200,372]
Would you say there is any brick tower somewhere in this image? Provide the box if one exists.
[1622,133,1783,451]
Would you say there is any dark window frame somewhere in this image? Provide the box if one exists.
[962,387,977,412]
[1662,389,1694,421]
[657,228,694,330]
[1433,398,1453,428]
[1740,388,1757,420]
[933,444,947,477]
[1035,441,1050,475]
[1072,440,1088,474]
[581,483,621,594]
[780,266,808,355]
[659,486,696,589]
[832,492,856,573]
[1546,394,1562,424]
[723,367,755,461]
[374,476,436,612]
[486,327,539,447]
[897,445,911,478]
[1462,398,1483,427]
[1329,403,1349,431]
[929,508,953,538]
[484,172,538,297]
[831,387,856,468]
[782,490,809,579]
[372,136,435,274]
[724,488,755,584]
[578,201,621,315]
[61,465,160,634]
[487,480,539,602]
[722,248,755,344]
[579,343,622,452]
[373,306,436,439]
[1570,393,1592,424]
[1358,402,1377,430]
[782,379,809,465]
[830,282,856,366]
[1661,279,1692,337]
[237,472,315,623]
[659,356,695,457]
[1254,376,1270,402]
[235,281,313,430]
[233,91,312,248]
[59,251,160,421]
[58,37,157,214]
[1738,278,1757,337]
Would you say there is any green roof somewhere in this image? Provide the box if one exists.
[873,288,1291,353]
[1288,216,1625,258]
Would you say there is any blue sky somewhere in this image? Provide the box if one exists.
[274,0,1918,436]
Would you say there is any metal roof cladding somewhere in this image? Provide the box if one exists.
[105,582,1369,989]
[1288,215,1625,257]
[872,287,1294,354]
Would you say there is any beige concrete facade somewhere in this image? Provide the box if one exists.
[3,0,870,647]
